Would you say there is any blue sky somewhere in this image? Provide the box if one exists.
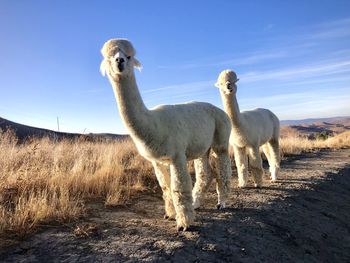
[1,1,350,134]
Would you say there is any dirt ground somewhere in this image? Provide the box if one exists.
[1,149,350,262]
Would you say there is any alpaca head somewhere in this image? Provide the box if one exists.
[215,70,239,95]
[100,38,142,78]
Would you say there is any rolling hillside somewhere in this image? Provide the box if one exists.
[0,117,128,141]
[280,116,350,138]
[1,116,350,141]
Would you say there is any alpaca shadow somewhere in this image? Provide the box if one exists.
[277,178,313,184]
[159,165,350,262]
[1,161,349,262]
[195,207,235,214]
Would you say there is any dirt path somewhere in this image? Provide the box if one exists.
[1,149,350,262]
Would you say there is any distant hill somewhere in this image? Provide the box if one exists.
[0,117,129,142]
[280,116,350,126]
[280,116,350,138]
[1,116,349,142]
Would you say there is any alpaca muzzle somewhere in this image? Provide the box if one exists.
[113,51,127,72]
[226,82,233,93]
[116,57,125,72]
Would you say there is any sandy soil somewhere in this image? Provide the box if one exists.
[1,149,350,262]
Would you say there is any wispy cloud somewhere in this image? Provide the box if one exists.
[318,17,350,28]
[158,50,288,70]
[240,87,350,106]
[143,80,212,94]
[240,87,350,119]
[158,17,350,71]
[216,51,288,67]
[143,80,214,105]
[240,59,350,83]
[143,55,350,113]
[309,18,350,40]
[275,75,350,87]
[149,57,350,96]
[264,17,350,46]
[147,17,350,118]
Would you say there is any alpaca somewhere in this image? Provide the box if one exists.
[215,70,280,188]
[100,39,232,231]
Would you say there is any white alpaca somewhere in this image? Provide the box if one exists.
[215,70,280,188]
[100,39,232,231]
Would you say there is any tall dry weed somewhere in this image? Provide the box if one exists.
[280,130,350,157]
[0,130,155,236]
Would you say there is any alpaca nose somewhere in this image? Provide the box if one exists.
[116,57,125,71]
[116,57,125,64]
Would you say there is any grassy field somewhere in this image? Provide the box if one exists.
[280,130,350,155]
[1,129,349,237]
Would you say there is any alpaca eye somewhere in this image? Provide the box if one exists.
[127,56,131,60]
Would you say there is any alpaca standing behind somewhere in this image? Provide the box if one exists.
[215,70,280,187]
[100,39,232,231]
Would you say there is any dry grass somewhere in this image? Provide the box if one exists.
[0,130,155,237]
[0,129,349,237]
[280,130,350,156]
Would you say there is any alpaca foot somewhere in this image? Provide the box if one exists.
[175,211,194,232]
[270,174,277,182]
[192,197,201,210]
[165,202,176,220]
[238,180,248,188]
[254,179,263,188]
[216,202,226,210]
[176,222,192,232]
[270,167,278,182]
[164,214,175,221]
[254,183,262,188]
[177,225,192,232]
[253,173,263,188]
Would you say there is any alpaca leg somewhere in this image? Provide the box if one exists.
[266,139,280,182]
[261,144,271,162]
[212,148,232,209]
[262,144,273,181]
[248,147,264,188]
[153,162,175,220]
[233,145,249,188]
[170,155,194,231]
[192,153,213,209]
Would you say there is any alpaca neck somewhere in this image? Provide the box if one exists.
[220,92,242,129]
[109,73,153,138]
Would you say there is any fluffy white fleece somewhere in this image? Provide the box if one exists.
[101,39,232,231]
[216,69,280,187]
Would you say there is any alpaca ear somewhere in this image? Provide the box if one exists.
[215,82,220,88]
[133,58,142,71]
[100,59,108,76]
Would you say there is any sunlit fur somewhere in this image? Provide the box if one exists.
[101,39,232,231]
[216,70,280,187]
